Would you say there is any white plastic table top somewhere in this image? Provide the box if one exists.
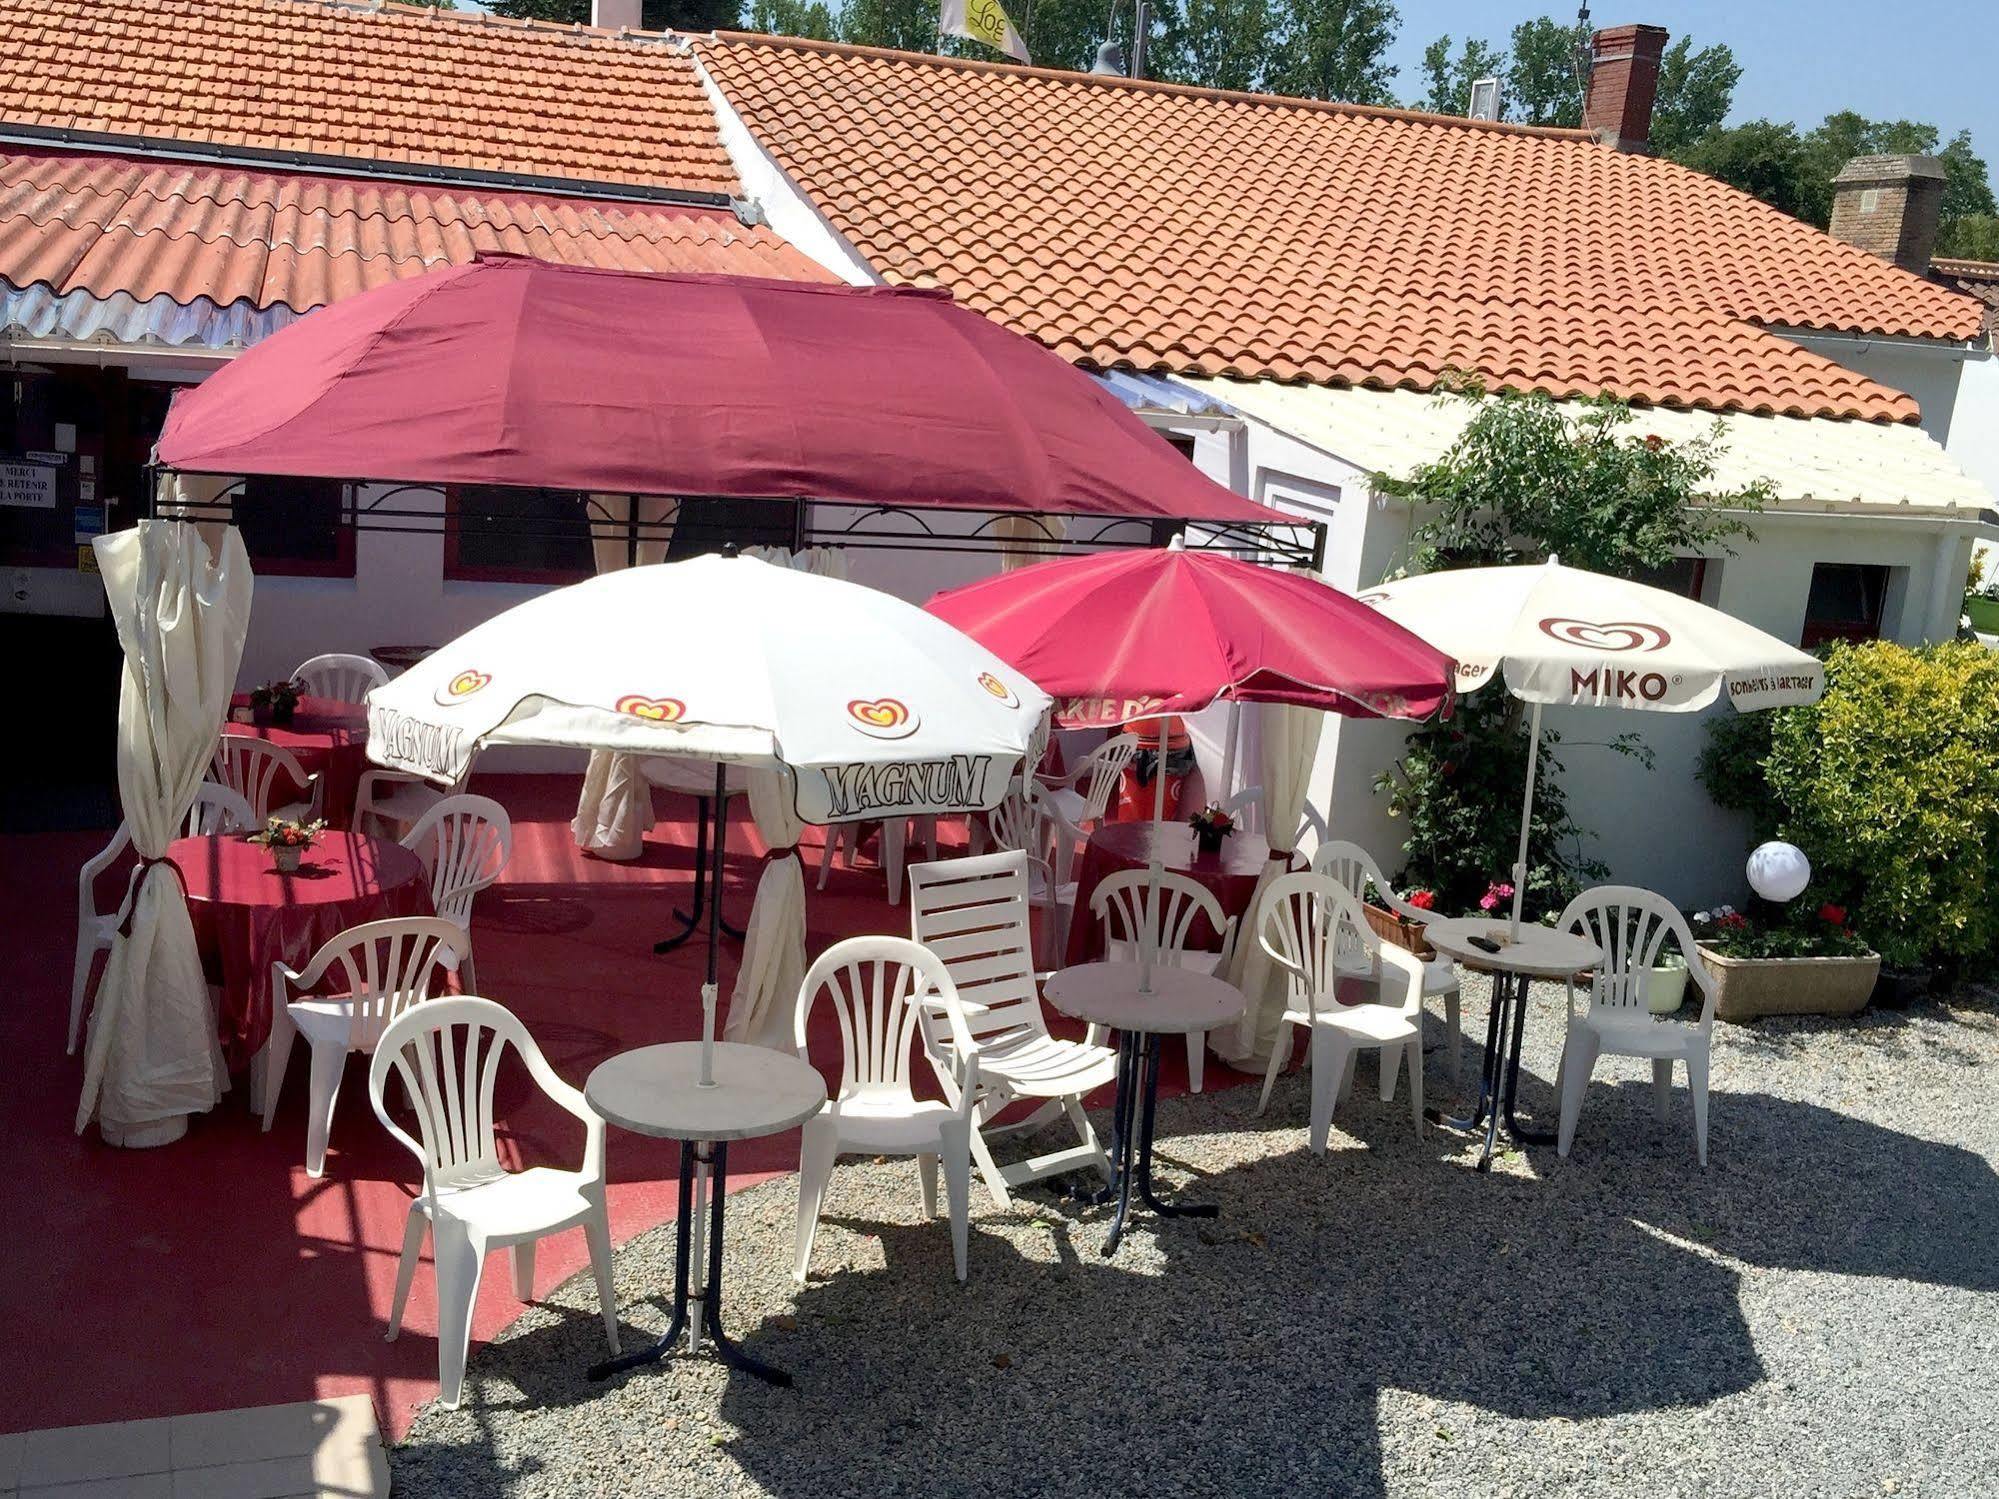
[1425,917,1603,979]
[586,1041,826,1142]
[1043,961,1248,1035]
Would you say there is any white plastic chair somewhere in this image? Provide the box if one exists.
[1219,784,1265,835]
[981,782,1076,965]
[293,652,388,705]
[1036,733,1139,829]
[211,735,320,823]
[908,851,1115,1206]
[1253,871,1427,1153]
[793,937,982,1282]
[66,782,257,1053]
[1555,886,1719,1166]
[263,916,463,1176]
[1297,801,1331,862]
[1089,869,1236,1095]
[369,996,619,1410]
[1311,840,1463,1078]
[816,815,939,904]
[399,794,511,994]
[355,771,448,842]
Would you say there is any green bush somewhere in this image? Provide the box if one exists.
[1698,640,1999,970]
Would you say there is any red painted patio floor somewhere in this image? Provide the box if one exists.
[1,776,1240,1441]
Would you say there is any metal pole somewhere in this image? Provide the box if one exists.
[1509,702,1541,940]
[698,759,726,1087]
[1139,716,1169,995]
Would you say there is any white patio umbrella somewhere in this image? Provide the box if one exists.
[366,552,1052,1081]
[1360,558,1825,935]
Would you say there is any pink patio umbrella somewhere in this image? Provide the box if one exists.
[928,538,1456,994]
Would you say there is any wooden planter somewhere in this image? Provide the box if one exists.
[1696,945,1881,1023]
[1363,903,1435,959]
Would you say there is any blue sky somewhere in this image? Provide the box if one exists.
[1385,2,1993,154]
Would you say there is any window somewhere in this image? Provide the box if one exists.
[1801,563,1890,647]
[445,487,594,583]
[1633,556,1712,602]
[234,476,353,578]
[664,497,799,559]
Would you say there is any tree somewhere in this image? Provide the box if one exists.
[487,0,741,28]
[1939,213,1999,260]
[1266,0,1399,106]
[1676,119,1823,224]
[838,0,940,50]
[1416,33,1504,116]
[1154,0,1276,92]
[1648,35,1738,156]
[746,0,834,40]
[1503,14,1582,127]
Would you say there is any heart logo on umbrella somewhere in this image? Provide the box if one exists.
[847,696,919,739]
[977,671,1019,707]
[434,669,490,706]
[1538,618,1672,653]
[616,695,686,722]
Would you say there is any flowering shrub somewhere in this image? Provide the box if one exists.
[1690,902,1873,961]
[1405,889,1437,911]
[1700,640,1999,969]
[1477,879,1515,912]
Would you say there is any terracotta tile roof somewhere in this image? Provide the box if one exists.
[1933,257,1999,336]
[0,0,739,196]
[696,34,1988,423]
[0,147,829,324]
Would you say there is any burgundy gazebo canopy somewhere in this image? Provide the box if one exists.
[155,256,1296,551]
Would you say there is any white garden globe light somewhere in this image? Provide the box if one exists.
[1747,841,1811,903]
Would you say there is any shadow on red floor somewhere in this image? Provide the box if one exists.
[1,775,1247,1440]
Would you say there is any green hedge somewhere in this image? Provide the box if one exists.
[1699,640,1999,970]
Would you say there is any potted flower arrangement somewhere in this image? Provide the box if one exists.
[1187,802,1236,857]
[249,678,303,727]
[251,815,326,873]
[1690,902,1879,1023]
[1362,886,1437,958]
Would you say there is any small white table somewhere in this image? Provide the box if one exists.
[1423,917,1603,1172]
[1044,961,1247,1255]
[585,1041,826,1387]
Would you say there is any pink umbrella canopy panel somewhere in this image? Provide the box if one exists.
[155,256,1272,526]
[926,545,1456,725]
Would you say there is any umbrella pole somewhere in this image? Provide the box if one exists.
[1140,718,1169,996]
[1509,702,1541,941]
[1219,700,1240,802]
[699,760,725,1087]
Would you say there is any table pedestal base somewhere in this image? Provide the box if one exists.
[653,797,747,954]
[1425,970,1555,1171]
[588,1139,789,1387]
[1086,1031,1217,1256]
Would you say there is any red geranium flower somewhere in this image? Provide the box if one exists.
[1818,903,1847,926]
[1407,889,1436,910]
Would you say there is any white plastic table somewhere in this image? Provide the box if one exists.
[1423,917,1602,1172]
[585,1041,826,1387]
[1044,961,1247,1255]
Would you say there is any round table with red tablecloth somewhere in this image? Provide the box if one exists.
[221,695,371,827]
[168,830,432,1072]
[1064,820,1279,966]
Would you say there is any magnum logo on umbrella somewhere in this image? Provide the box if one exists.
[434,669,491,706]
[1538,618,1673,652]
[846,696,919,740]
[616,695,686,722]
[977,672,1019,708]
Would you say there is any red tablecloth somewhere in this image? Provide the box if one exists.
[222,694,371,826]
[170,831,431,1070]
[1065,820,1278,965]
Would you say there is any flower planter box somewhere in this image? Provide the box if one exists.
[1362,902,1436,959]
[1696,945,1880,1023]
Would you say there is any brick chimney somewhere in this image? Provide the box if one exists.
[1582,23,1668,153]
[591,0,642,27]
[1830,155,1948,273]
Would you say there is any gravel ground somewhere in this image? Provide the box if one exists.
[395,977,1999,1499]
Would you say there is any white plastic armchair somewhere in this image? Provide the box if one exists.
[400,794,511,994]
[981,781,1075,965]
[293,652,388,705]
[1254,871,1427,1153]
[793,937,982,1283]
[908,851,1114,1207]
[1089,869,1236,1095]
[67,783,257,1053]
[1035,733,1139,828]
[263,916,463,1176]
[1311,840,1463,1078]
[1297,801,1331,862]
[211,735,320,824]
[1219,785,1265,835]
[369,996,619,1410]
[1554,886,1719,1166]
[355,771,449,842]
